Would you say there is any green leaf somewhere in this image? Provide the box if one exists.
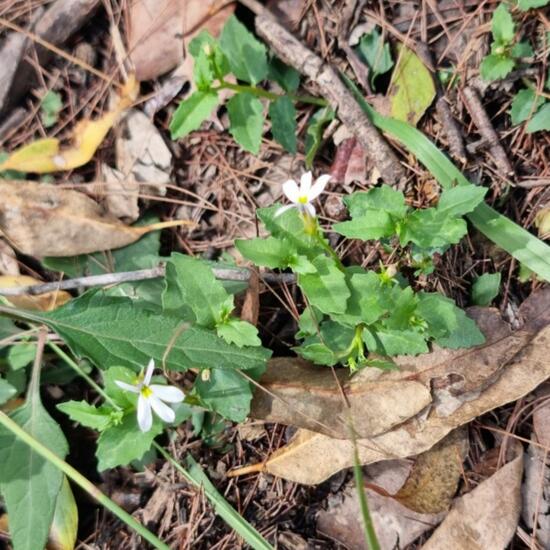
[0,377,16,405]
[480,54,515,81]
[437,185,487,217]
[56,400,114,431]
[374,328,428,356]
[49,477,78,550]
[235,236,290,268]
[194,47,215,90]
[219,15,268,84]
[399,209,467,248]
[188,30,229,78]
[295,341,338,366]
[511,41,534,58]
[0,388,68,550]
[383,286,418,330]
[344,186,408,219]
[268,57,300,92]
[516,0,550,9]
[297,321,355,366]
[40,91,63,128]
[7,342,36,370]
[0,316,21,340]
[435,309,485,348]
[304,106,335,168]
[170,90,219,139]
[194,369,255,422]
[471,273,501,305]
[217,319,261,347]
[510,88,545,125]
[298,256,350,315]
[492,3,515,43]
[269,96,297,154]
[356,28,394,86]
[388,45,435,126]
[96,414,163,470]
[18,294,270,373]
[163,254,233,327]
[526,102,550,133]
[334,211,395,241]
[227,93,264,154]
[296,306,323,338]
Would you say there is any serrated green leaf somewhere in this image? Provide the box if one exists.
[163,254,233,327]
[510,88,545,125]
[268,57,300,92]
[374,328,428,356]
[399,209,467,248]
[56,400,114,431]
[356,28,394,87]
[269,96,297,154]
[96,414,163,470]
[7,342,35,370]
[41,91,63,128]
[437,185,487,217]
[480,54,515,81]
[298,256,350,315]
[492,3,515,43]
[435,309,485,348]
[333,211,395,240]
[227,93,264,154]
[471,272,501,305]
[217,319,260,347]
[344,186,408,219]
[388,45,435,125]
[526,102,550,133]
[219,15,268,84]
[170,90,219,139]
[305,106,335,168]
[511,40,534,58]
[0,377,16,405]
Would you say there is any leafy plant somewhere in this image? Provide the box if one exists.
[40,91,63,128]
[356,27,394,88]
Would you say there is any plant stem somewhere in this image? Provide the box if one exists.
[0,410,170,550]
[214,80,328,107]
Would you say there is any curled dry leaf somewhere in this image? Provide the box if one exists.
[0,180,191,257]
[422,442,523,549]
[0,77,138,174]
[241,289,550,484]
[0,276,70,311]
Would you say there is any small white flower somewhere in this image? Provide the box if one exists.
[275,171,331,218]
[115,359,184,433]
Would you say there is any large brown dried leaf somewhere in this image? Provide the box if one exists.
[0,180,186,257]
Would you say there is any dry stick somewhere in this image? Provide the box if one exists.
[0,266,296,297]
[239,0,406,187]
[462,86,514,178]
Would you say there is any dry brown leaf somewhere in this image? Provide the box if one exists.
[98,164,140,222]
[239,290,550,484]
[422,443,523,549]
[240,269,260,327]
[0,276,70,311]
[0,240,19,276]
[0,180,190,257]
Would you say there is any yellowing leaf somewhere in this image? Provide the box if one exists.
[388,45,435,125]
[47,477,78,550]
[0,76,139,174]
[0,275,71,311]
[535,206,550,239]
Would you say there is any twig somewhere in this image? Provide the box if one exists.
[239,0,406,186]
[0,265,295,296]
[462,86,514,177]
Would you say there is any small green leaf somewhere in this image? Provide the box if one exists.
[194,48,215,90]
[383,286,418,330]
[40,90,63,128]
[57,400,114,431]
[227,93,264,154]
[268,57,300,92]
[511,40,533,58]
[236,236,290,268]
[435,310,485,348]
[189,30,217,57]
[333,211,395,241]
[96,414,163,470]
[170,90,219,139]
[516,0,549,9]
[437,185,487,217]
[0,377,16,405]
[471,273,501,305]
[297,321,355,366]
[374,328,428,356]
[480,54,515,81]
[526,102,550,133]
[217,319,261,347]
[7,342,36,370]
[388,45,435,126]
[296,306,323,338]
[296,341,338,365]
[491,3,515,44]
[510,88,545,125]
[298,256,350,315]
[304,106,335,168]
[219,15,268,84]
[356,28,394,86]
[399,209,467,248]
[269,96,297,154]
[344,186,408,219]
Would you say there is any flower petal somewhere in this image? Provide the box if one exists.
[150,384,184,403]
[143,358,155,385]
[300,171,313,195]
[137,395,153,432]
[274,204,296,218]
[282,179,300,203]
[309,174,331,200]
[149,395,176,423]
[115,380,140,393]
[304,202,316,217]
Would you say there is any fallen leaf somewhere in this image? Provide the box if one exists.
[0,76,138,174]
[241,290,550,484]
[0,240,19,276]
[422,443,523,549]
[535,206,550,240]
[0,180,190,257]
[98,164,140,222]
[388,45,435,125]
[240,269,260,326]
[0,276,70,311]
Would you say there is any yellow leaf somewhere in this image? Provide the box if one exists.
[47,477,78,550]
[0,275,71,311]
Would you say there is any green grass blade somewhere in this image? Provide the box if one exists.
[343,74,550,282]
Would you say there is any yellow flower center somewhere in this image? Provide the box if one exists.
[140,385,153,398]
[298,195,308,204]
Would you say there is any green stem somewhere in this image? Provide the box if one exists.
[214,81,328,107]
[0,410,170,550]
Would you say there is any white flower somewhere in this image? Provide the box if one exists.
[275,171,331,218]
[115,359,184,432]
